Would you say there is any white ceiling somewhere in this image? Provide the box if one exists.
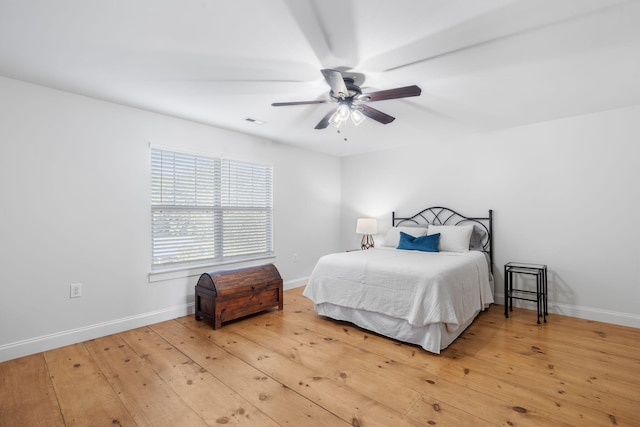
[1,0,639,156]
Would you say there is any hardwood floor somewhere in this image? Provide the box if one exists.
[1,287,639,426]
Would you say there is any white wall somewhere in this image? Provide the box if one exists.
[2,73,638,363]
[341,105,640,328]
[0,76,341,362]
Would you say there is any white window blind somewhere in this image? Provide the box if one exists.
[151,148,273,269]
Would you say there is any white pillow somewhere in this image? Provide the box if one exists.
[427,225,473,252]
[382,226,428,247]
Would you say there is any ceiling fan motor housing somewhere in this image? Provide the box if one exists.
[330,77,362,101]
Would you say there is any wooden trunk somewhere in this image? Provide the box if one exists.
[195,263,283,329]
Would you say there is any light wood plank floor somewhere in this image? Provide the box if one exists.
[1,287,639,426]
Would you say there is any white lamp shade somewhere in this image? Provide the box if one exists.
[356,218,378,235]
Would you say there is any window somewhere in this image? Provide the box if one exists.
[151,147,273,270]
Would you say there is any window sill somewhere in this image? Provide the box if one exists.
[148,254,276,283]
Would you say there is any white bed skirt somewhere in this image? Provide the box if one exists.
[314,302,481,354]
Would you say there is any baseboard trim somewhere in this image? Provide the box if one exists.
[1,278,311,363]
[0,303,194,363]
[284,277,307,290]
[493,294,640,329]
[7,285,633,363]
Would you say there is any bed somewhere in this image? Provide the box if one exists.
[303,206,494,354]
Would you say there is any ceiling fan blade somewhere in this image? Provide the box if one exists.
[361,85,422,102]
[271,100,331,107]
[359,104,395,124]
[314,108,337,129]
[321,69,349,99]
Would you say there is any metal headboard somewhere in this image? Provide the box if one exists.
[392,206,494,273]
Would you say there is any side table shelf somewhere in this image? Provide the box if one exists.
[504,262,548,324]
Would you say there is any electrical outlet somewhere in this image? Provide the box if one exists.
[293,253,298,263]
[70,283,82,298]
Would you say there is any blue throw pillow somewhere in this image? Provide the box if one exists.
[397,231,440,252]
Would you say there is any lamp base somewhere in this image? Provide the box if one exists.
[361,234,375,250]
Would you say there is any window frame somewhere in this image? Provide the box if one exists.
[149,146,274,276]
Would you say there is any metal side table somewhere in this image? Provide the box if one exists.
[504,262,548,324]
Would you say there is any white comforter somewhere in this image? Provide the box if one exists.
[303,248,493,332]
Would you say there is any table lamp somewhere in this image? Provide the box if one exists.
[356,218,378,250]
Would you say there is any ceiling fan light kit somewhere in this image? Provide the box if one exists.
[272,69,421,130]
[328,104,349,128]
[329,103,364,128]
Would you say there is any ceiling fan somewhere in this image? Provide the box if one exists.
[271,69,421,129]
